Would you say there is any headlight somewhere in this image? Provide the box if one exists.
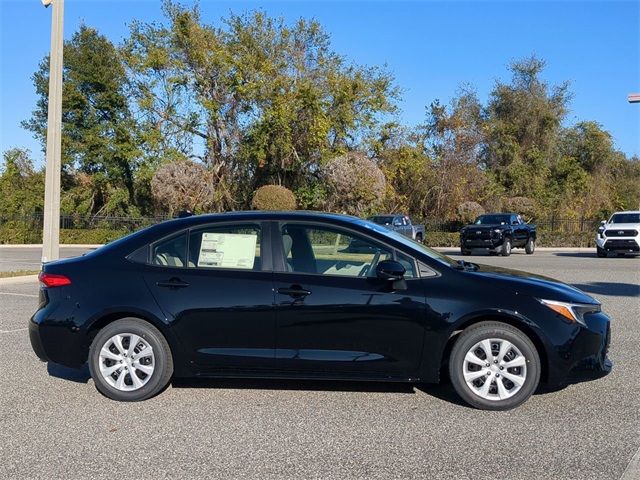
[493,229,502,234]
[539,299,601,326]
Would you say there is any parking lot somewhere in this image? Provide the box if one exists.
[1,249,638,479]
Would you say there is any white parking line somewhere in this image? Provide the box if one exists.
[0,328,28,333]
[0,292,38,298]
[620,445,640,480]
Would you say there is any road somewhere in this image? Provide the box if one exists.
[0,246,95,272]
[0,250,638,479]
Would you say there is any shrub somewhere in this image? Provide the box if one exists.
[322,152,386,215]
[251,185,297,210]
[502,196,537,220]
[457,201,485,223]
[151,160,214,216]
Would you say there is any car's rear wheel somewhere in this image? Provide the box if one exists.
[501,238,512,256]
[596,247,607,258]
[88,318,173,401]
[449,322,541,410]
[461,247,471,256]
[415,233,423,243]
[525,238,535,254]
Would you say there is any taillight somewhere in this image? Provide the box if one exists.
[38,272,72,288]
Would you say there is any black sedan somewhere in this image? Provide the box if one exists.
[29,212,612,410]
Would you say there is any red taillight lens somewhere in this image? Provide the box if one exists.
[38,272,72,288]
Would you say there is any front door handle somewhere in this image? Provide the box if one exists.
[156,278,190,289]
[277,286,311,298]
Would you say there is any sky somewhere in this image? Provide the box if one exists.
[0,0,638,165]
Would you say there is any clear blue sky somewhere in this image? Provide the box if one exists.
[1,0,638,165]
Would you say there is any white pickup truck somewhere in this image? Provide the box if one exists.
[595,211,640,257]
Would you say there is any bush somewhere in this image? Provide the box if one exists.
[425,232,460,247]
[322,152,386,215]
[251,185,297,210]
[502,196,537,220]
[536,230,593,247]
[0,226,129,245]
[457,201,485,223]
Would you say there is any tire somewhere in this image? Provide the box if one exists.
[501,238,512,257]
[525,238,535,254]
[461,247,471,256]
[596,247,607,258]
[88,318,173,401]
[449,321,541,411]
[415,233,423,244]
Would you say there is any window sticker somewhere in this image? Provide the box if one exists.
[198,232,258,269]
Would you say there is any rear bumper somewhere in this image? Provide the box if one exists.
[28,320,48,362]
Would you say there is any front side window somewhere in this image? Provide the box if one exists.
[188,225,261,270]
[279,224,416,278]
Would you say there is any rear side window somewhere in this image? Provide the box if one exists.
[188,225,261,270]
[151,233,187,267]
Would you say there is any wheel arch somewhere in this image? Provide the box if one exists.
[438,312,549,385]
[84,310,186,375]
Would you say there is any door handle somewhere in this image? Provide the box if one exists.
[156,278,190,289]
[277,286,311,298]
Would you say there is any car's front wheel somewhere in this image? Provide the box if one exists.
[449,322,541,410]
[596,247,607,258]
[88,318,173,401]
[525,238,535,254]
[501,238,512,256]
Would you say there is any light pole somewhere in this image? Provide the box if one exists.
[41,0,64,263]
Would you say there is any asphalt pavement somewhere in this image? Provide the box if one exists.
[0,250,638,479]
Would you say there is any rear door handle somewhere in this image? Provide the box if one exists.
[277,286,311,298]
[156,278,190,289]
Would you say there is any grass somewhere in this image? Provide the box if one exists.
[0,270,39,278]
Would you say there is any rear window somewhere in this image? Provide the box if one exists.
[370,216,395,225]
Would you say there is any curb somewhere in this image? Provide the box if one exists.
[0,275,39,285]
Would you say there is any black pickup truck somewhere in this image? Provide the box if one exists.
[460,213,536,256]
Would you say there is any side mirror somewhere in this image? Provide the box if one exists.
[600,220,606,226]
[376,260,406,281]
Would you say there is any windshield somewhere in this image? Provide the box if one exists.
[369,216,395,225]
[610,213,640,224]
[475,215,511,225]
[358,219,458,268]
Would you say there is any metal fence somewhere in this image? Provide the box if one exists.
[1,213,601,235]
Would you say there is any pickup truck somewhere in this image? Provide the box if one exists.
[595,210,640,257]
[460,213,536,256]
[369,215,425,243]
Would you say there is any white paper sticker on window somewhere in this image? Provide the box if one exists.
[198,232,258,269]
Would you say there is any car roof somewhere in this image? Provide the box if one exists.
[611,211,640,215]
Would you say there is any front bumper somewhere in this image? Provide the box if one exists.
[460,237,504,250]
[546,311,613,385]
[595,235,640,252]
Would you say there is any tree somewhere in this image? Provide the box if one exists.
[151,160,214,215]
[0,149,44,218]
[124,2,398,208]
[322,151,385,215]
[23,26,142,215]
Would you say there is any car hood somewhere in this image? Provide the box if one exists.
[604,223,640,230]
[467,263,597,304]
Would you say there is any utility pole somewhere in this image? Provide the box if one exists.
[41,0,64,263]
